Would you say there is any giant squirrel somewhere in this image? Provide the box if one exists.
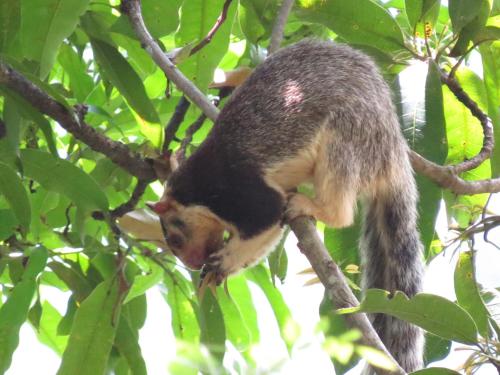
[149,40,424,372]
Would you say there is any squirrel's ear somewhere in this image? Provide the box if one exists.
[146,200,170,214]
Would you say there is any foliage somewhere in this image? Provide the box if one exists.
[0,0,499,374]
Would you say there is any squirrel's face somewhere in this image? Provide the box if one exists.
[147,196,225,270]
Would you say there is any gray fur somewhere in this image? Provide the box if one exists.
[174,39,425,371]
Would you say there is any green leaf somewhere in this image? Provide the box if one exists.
[20,149,108,211]
[48,261,93,302]
[417,62,447,257]
[176,0,237,92]
[0,247,48,374]
[248,265,297,351]
[58,43,94,102]
[320,296,360,374]
[0,0,20,54]
[90,39,160,123]
[239,0,279,43]
[0,87,58,157]
[57,279,123,375]
[198,286,226,363]
[411,368,461,375]
[268,228,289,284]
[114,314,147,375]
[0,209,18,241]
[20,0,91,79]
[443,68,491,226]
[162,272,200,343]
[296,0,405,53]
[0,162,31,231]
[36,301,68,356]
[324,213,361,284]
[405,0,440,33]
[423,333,452,365]
[345,289,478,344]
[454,251,490,337]
[479,42,500,176]
[124,263,163,304]
[449,0,484,32]
[111,0,182,39]
[449,0,491,56]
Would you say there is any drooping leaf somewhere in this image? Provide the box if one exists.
[20,0,91,79]
[405,0,440,35]
[35,301,68,356]
[111,0,182,39]
[296,0,405,53]
[320,295,360,374]
[417,61,447,257]
[162,272,200,343]
[90,39,160,123]
[412,368,462,375]
[448,0,485,33]
[57,278,124,375]
[343,289,478,344]
[423,333,452,365]
[215,281,252,353]
[0,247,48,374]
[114,314,147,375]
[0,0,20,54]
[0,162,31,231]
[124,262,163,304]
[58,43,94,102]
[48,261,93,302]
[239,0,279,43]
[248,265,297,351]
[449,0,491,56]
[197,285,226,363]
[268,228,289,284]
[0,87,58,157]
[20,149,108,212]
[454,251,490,337]
[479,42,500,176]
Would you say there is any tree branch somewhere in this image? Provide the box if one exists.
[0,61,156,181]
[289,217,406,375]
[189,0,233,56]
[269,0,295,54]
[410,151,500,194]
[120,0,220,122]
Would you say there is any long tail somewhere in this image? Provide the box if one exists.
[360,165,425,372]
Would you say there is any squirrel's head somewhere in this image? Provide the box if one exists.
[147,194,225,270]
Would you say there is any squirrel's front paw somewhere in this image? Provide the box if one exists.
[199,253,227,287]
[284,193,315,223]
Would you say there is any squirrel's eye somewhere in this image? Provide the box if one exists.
[168,234,184,249]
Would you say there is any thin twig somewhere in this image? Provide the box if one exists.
[121,0,220,121]
[93,179,149,220]
[441,72,494,174]
[268,0,296,54]
[178,114,206,164]
[163,96,190,153]
[189,0,233,56]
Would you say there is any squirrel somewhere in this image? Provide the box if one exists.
[148,40,424,372]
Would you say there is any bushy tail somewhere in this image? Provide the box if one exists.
[360,170,424,372]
